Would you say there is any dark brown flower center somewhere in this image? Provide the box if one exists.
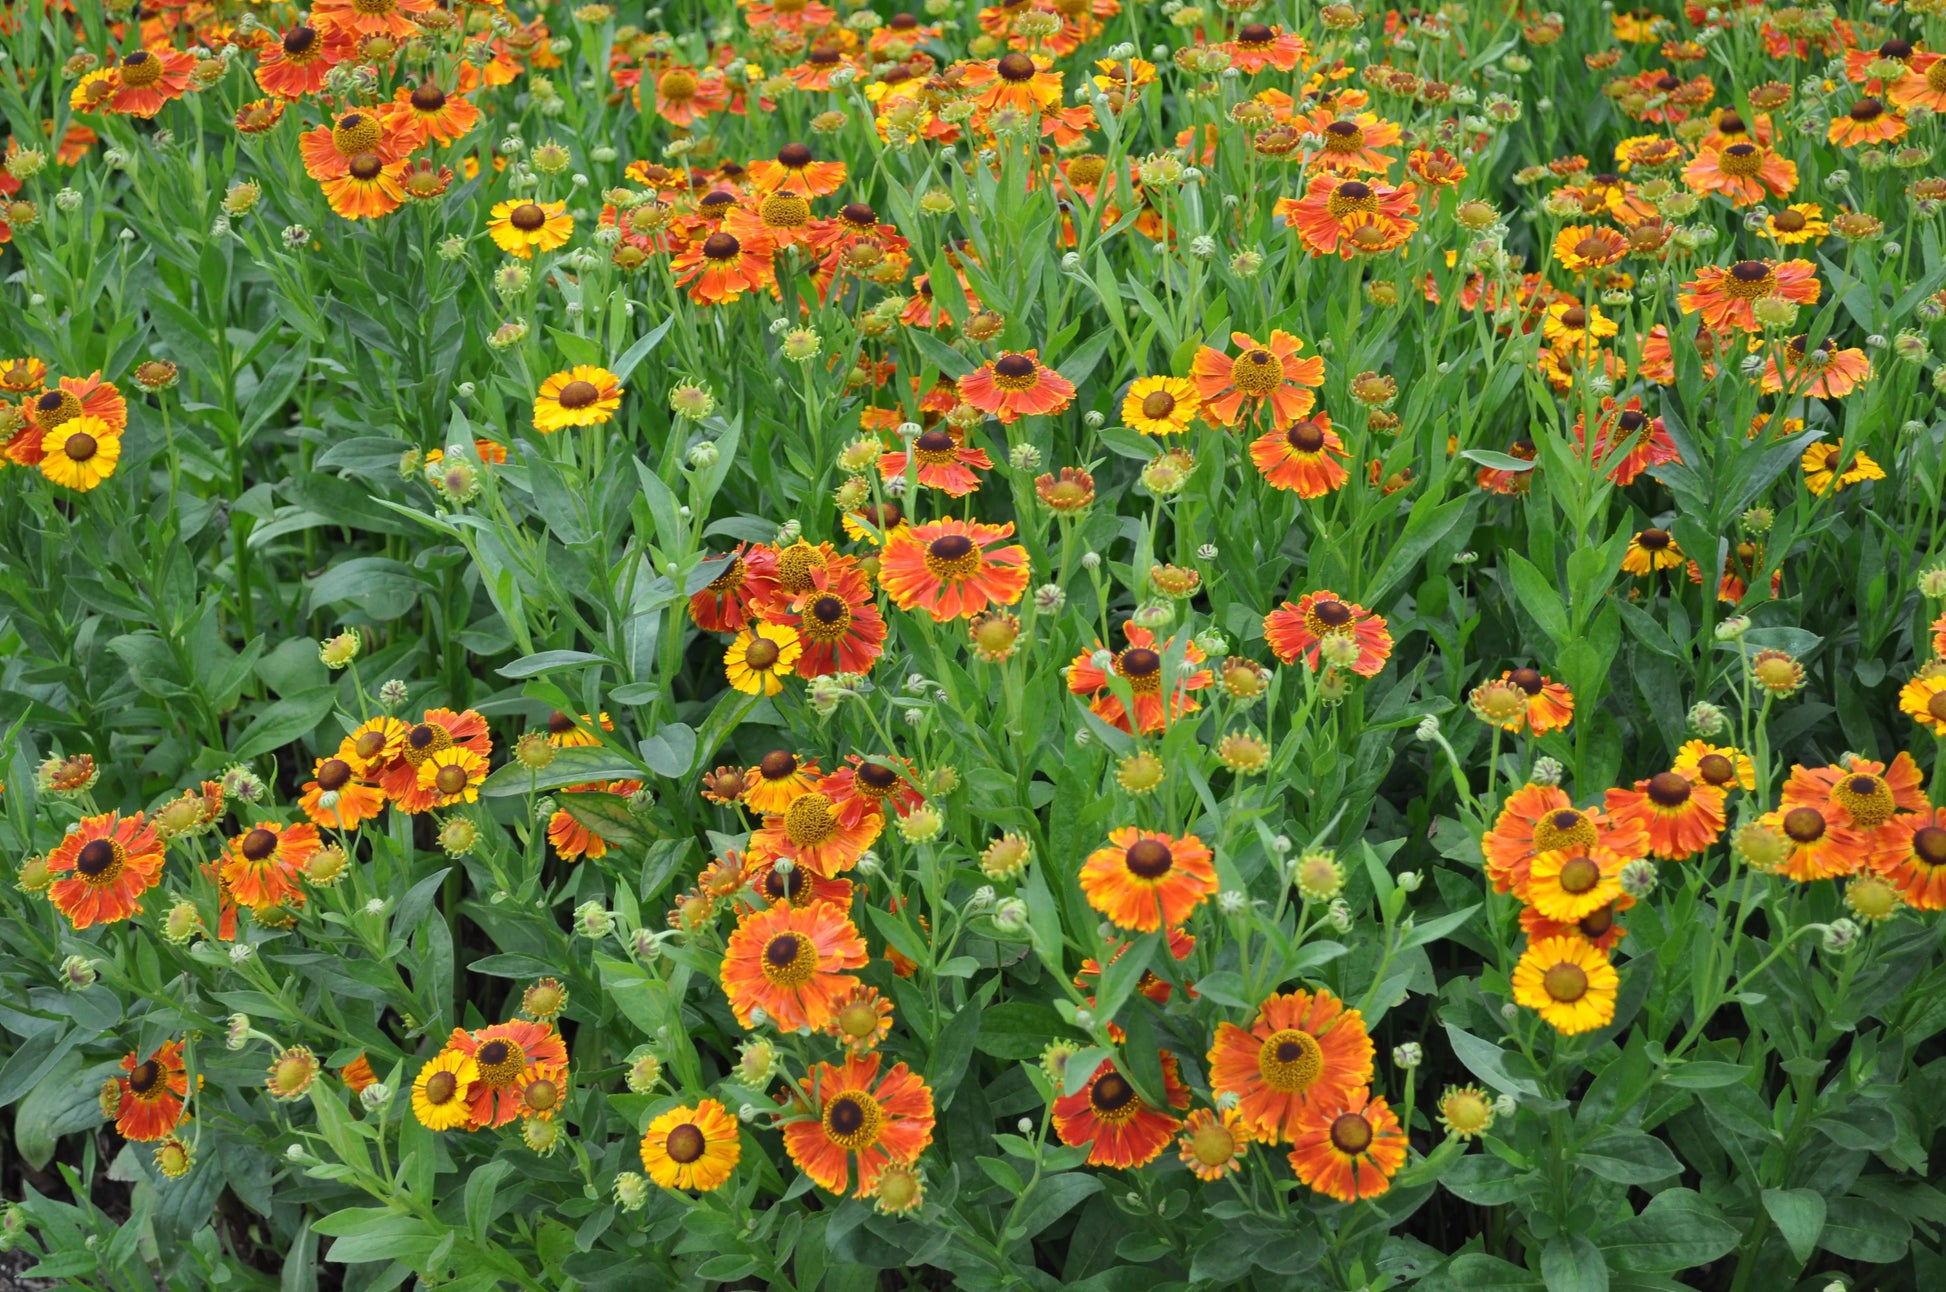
[1287,420,1326,452]
[1091,1072,1135,1112]
[425,1070,457,1103]
[1508,667,1543,694]
[1239,22,1273,43]
[510,203,547,231]
[435,764,469,795]
[1716,111,1746,134]
[1782,806,1825,843]
[777,142,813,168]
[997,52,1037,82]
[858,762,898,791]
[1124,838,1174,878]
[760,750,798,779]
[317,759,354,791]
[1329,1112,1374,1154]
[478,1040,511,1067]
[1141,390,1177,419]
[1312,599,1352,628]
[827,1096,866,1134]
[63,432,98,462]
[811,595,847,624]
[1560,306,1587,328]
[744,637,782,669]
[1912,825,1946,866]
[556,379,600,409]
[1558,856,1601,894]
[1638,528,1672,550]
[765,934,803,967]
[128,1060,162,1094]
[76,838,118,877]
[1579,904,1615,937]
[665,1123,706,1163]
[1850,98,1884,122]
[703,232,740,260]
[411,83,447,111]
[841,202,876,226]
[285,26,318,55]
[348,152,384,181]
[1772,209,1807,232]
[1696,754,1735,786]
[241,828,278,861]
[994,353,1036,380]
[928,534,974,562]
[1645,772,1691,807]
[355,730,388,760]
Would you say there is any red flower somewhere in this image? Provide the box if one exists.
[1053,1055,1188,1168]
[957,351,1076,424]
[46,811,165,929]
[116,1039,191,1142]
[879,518,1030,621]
[778,557,887,677]
[781,1054,935,1195]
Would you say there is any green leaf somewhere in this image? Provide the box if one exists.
[1542,1234,1608,1292]
[1506,552,1569,650]
[557,792,650,849]
[1818,1195,1910,1264]
[638,723,698,778]
[1008,1173,1101,1242]
[1760,1187,1825,1265]
[497,649,608,679]
[1601,1188,1739,1272]
[480,746,647,796]
[1576,1132,1681,1185]
[1441,1154,1533,1206]
[230,688,335,761]
[1443,1022,1542,1098]
[609,314,675,382]
[1443,1253,1543,1290]
[465,1158,512,1243]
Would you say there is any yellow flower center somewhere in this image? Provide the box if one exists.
[120,51,165,89]
[523,1078,560,1114]
[35,388,81,430]
[475,1038,526,1088]
[1230,348,1284,396]
[823,1091,885,1148]
[1321,120,1365,153]
[1256,1028,1324,1092]
[1556,856,1601,894]
[352,0,398,14]
[776,541,826,592]
[403,721,452,766]
[760,192,812,229]
[1930,61,1946,93]
[1718,143,1764,177]
[1722,260,1778,299]
[659,69,699,101]
[333,112,384,157]
[1833,773,1894,829]
[784,793,839,847]
[1190,1119,1238,1165]
[838,1000,881,1039]
[923,533,981,581]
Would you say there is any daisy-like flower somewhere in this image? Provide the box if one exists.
[724,621,803,695]
[1757,804,1867,882]
[673,230,778,305]
[299,110,404,181]
[1276,175,1421,259]
[1224,22,1308,73]
[1679,258,1820,332]
[1520,898,1632,953]
[1302,109,1403,173]
[298,754,386,830]
[107,48,197,119]
[1053,1056,1188,1169]
[957,351,1076,424]
[1065,623,1212,735]
[743,750,821,815]
[1827,97,1906,147]
[1122,376,1200,434]
[643,64,732,127]
[965,51,1065,114]
[1762,336,1873,399]
[543,711,612,749]
[1248,413,1351,497]
[738,849,855,915]
[879,518,1030,622]
[748,141,848,197]
[1287,1089,1407,1202]
[488,200,574,259]
[533,366,623,432]
[689,546,781,634]
[1764,204,1829,245]
[878,427,991,498]
[1178,1107,1253,1181]
[45,811,165,930]
[783,1054,935,1195]
[382,82,481,149]
[1683,142,1797,206]
[447,1020,568,1129]
[1482,784,1649,898]
[1898,670,1946,736]
[642,1099,742,1191]
[0,357,47,392]
[380,708,493,814]
[1576,400,1679,486]
[1869,809,1946,910]
[313,0,433,40]
[825,756,925,825]
[417,746,488,809]
[1513,936,1620,1034]
[1263,590,1392,677]
[1524,846,1627,922]
[412,1048,481,1131]
[1552,225,1630,273]
[254,24,347,100]
[116,1040,191,1142]
[1502,667,1575,734]
[1190,330,1325,428]
[1782,753,1925,839]
[1078,827,1217,932]
[222,822,320,911]
[1891,54,1946,111]
[1604,772,1726,860]
[1206,989,1375,1143]
[779,560,887,677]
[1673,740,1756,793]
[322,153,407,221]
[36,414,121,492]
[748,790,883,876]
[725,191,821,252]
[720,900,869,1031]
[1621,528,1684,576]
[1802,440,1885,495]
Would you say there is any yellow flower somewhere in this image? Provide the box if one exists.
[1802,441,1884,495]
[1525,847,1625,922]
[1764,203,1828,245]
[1436,1085,1494,1139]
[1512,936,1618,1034]
[640,1098,741,1192]
[533,366,623,432]
[1899,671,1946,736]
[417,746,488,807]
[724,621,802,695]
[412,1048,480,1131]
[487,199,573,259]
[1121,376,1201,435]
[38,414,121,492]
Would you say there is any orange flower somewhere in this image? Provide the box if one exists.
[1683,142,1797,206]
[641,64,733,126]
[313,0,434,38]
[1891,56,1946,112]
[778,559,888,678]
[106,48,197,119]
[1500,667,1575,734]
[1224,22,1308,74]
[879,518,1030,621]
[1575,398,1680,486]
[1679,258,1820,333]
[879,427,991,497]
[1781,753,1924,844]
[689,545,781,634]
[46,811,165,929]
[1827,96,1906,147]
[322,153,407,221]
[1207,990,1374,1143]
[254,24,348,99]
[720,901,869,1031]
[782,1054,934,1194]
[747,141,848,197]
[1869,809,1946,910]
[1482,784,1649,898]
[824,756,926,825]
[222,821,320,911]
[742,749,821,815]
[298,753,386,830]
[340,1053,379,1093]
[1052,1055,1188,1168]
[382,82,482,148]
[1759,804,1868,882]
[1301,109,1403,173]
[1275,174,1420,259]
[1079,827,1217,932]
[1287,1089,1407,1202]
[736,849,855,915]
[446,1020,568,1129]
[378,708,493,814]
[1065,623,1212,735]
[672,230,778,305]
[956,351,1076,424]
[1760,335,1873,398]
[1190,330,1325,428]
[1248,412,1351,496]
[1519,897,1632,953]
[1263,590,1391,677]
[116,1039,191,1142]
[965,52,1064,114]
[1551,225,1630,273]
[1604,772,1726,860]
[748,791,883,875]
[298,109,405,181]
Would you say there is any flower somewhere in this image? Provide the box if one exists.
[825,985,895,1055]
[1303,109,1404,173]
[533,366,623,432]
[1764,337,1873,399]
[1758,804,1868,882]
[322,153,407,221]
[1436,1086,1495,1139]
[379,708,493,814]
[1190,330,1326,428]
[1552,225,1630,272]
[222,822,321,912]
[266,1046,320,1101]
[1802,440,1885,494]
[1482,784,1648,898]
[1782,754,1925,840]
[107,48,196,119]
[45,811,164,929]
[383,81,481,149]
[1066,623,1212,735]
[116,1040,190,1141]
[1621,528,1685,575]
[1248,413,1350,497]
[1524,847,1627,922]
[1683,142,1797,206]
[690,546,781,634]
[1178,1107,1253,1180]
[748,141,848,198]
[1828,97,1906,148]
[881,427,991,498]
[1122,376,1201,434]
[1078,827,1217,933]
[743,750,820,814]
[1287,1089,1407,1202]
[1207,989,1375,1143]
[672,230,778,305]
[1276,174,1421,259]
[957,351,1076,424]
[1764,203,1829,244]
[720,901,868,1031]
[1504,668,1575,734]
[488,200,573,259]
[1513,936,1619,1034]
[641,1099,741,1192]
[447,1020,569,1129]
[313,0,434,39]
[724,622,803,696]
[1899,671,1946,736]
[1052,1056,1188,1169]
[416,746,488,810]
[412,1048,480,1131]
[1604,772,1726,860]
[1679,259,1820,333]
[1869,809,1946,910]
[749,790,883,875]
[880,519,1030,622]
[1672,740,1756,792]
[1264,591,1392,677]
[783,1054,935,1195]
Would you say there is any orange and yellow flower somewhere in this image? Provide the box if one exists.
[1078,827,1217,933]
[782,1054,935,1195]
[720,900,869,1031]
[1207,989,1374,1144]
[46,811,165,929]
[1287,1088,1407,1202]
